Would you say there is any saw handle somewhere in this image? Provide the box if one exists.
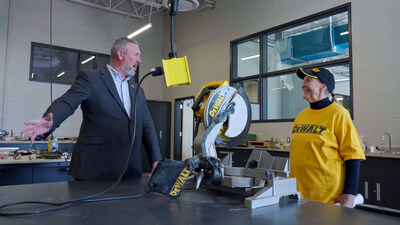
[193,116,201,139]
[192,87,210,112]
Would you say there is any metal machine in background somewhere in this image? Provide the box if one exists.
[147,81,300,209]
[0,130,9,141]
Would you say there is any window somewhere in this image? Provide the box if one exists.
[261,64,349,120]
[232,36,260,78]
[232,78,260,120]
[231,4,352,121]
[30,42,110,85]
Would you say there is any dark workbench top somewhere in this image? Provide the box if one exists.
[0,177,399,224]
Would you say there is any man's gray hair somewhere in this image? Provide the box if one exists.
[110,37,139,59]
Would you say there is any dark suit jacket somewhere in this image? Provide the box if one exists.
[44,67,161,180]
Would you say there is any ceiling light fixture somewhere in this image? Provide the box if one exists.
[163,0,199,11]
[56,72,65,78]
[127,23,152,39]
[241,54,260,61]
[127,2,154,40]
[335,78,350,82]
[272,86,287,91]
[340,31,349,36]
[81,56,95,64]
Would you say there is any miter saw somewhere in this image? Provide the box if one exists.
[146,81,300,209]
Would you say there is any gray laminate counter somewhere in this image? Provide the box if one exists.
[0,177,399,224]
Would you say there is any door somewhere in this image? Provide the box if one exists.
[372,171,400,210]
[142,100,171,172]
[174,97,194,161]
[358,170,373,205]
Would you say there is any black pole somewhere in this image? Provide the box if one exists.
[168,0,179,58]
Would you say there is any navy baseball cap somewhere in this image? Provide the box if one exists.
[296,67,335,93]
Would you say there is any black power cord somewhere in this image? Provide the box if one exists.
[168,0,179,59]
[49,0,54,141]
[0,68,163,216]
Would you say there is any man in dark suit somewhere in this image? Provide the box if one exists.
[21,37,161,180]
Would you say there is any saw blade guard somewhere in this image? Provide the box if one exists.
[203,85,252,147]
[192,81,229,122]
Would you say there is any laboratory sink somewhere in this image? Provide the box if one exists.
[366,146,400,158]
[373,146,400,155]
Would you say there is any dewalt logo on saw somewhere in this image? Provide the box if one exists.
[169,167,190,197]
[208,91,226,118]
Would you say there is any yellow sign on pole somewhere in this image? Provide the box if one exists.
[162,56,191,88]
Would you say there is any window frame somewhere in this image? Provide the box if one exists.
[230,3,353,122]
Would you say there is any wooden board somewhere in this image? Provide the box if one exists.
[248,141,278,148]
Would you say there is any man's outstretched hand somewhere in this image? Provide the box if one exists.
[21,113,54,144]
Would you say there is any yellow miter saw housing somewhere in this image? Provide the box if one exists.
[147,81,300,208]
[147,81,252,195]
[193,81,229,122]
[192,81,252,150]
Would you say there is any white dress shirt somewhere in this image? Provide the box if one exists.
[107,64,132,117]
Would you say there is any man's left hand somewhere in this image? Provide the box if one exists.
[148,161,159,177]
[335,194,355,208]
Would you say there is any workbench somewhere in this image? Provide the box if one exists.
[0,141,74,185]
[0,177,399,224]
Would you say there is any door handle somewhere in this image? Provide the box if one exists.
[376,183,381,201]
[364,181,368,199]
[159,130,162,139]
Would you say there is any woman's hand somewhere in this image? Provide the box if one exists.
[335,194,355,208]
